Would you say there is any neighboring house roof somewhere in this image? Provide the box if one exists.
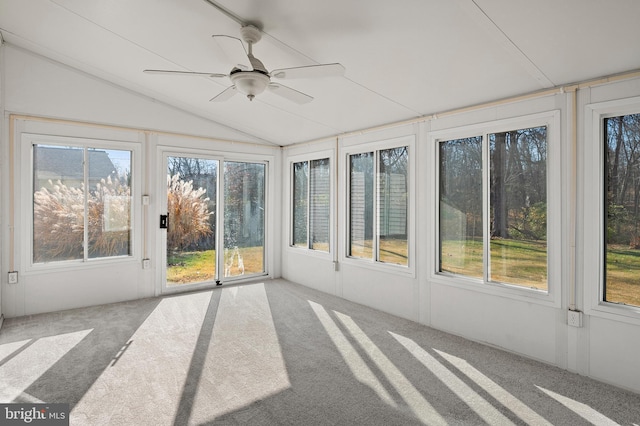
[34,146,117,183]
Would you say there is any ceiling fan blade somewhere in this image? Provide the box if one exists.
[144,69,227,78]
[212,35,252,71]
[267,83,313,104]
[271,63,345,79]
[210,86,237,102]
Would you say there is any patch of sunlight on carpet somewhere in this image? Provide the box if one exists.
[0,330,92,402]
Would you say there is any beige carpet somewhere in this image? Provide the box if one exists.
[1,279,639,425]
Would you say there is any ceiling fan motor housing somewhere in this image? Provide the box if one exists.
[240,25,262,45]
[230,71,270,101]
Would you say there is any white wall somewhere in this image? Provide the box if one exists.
[3,45,267,145]
[2,41,640,396]
[282,78,640,394]
[0,42,5,320]
[282,139,338,297]
[0,44,280,317]
[578,80,640,394]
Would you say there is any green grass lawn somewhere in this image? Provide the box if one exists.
[167,249,216,284]
[606,245,640,306]
[350,238,409,266]
[440,238,484,280]
[167,246,264,285]
[167,241,640,307]
[441,238,547,290]
[490,239,548,289]
[442,239,640,305]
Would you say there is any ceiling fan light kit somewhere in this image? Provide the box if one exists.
[144,24,344,104]
[230,69,269,101]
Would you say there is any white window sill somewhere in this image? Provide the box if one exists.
[430,272,560,308]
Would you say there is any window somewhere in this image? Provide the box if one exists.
[604,113,640,307]
[292,161,309,248]
[32,143,133,263]
[438,125,548,291]
[439,137,483,279]
[348,146,408,266]
[292,158,330,251]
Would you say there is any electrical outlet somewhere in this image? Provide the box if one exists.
[8,271,18,284]
[568,310,583,328]
[142,259,151,269]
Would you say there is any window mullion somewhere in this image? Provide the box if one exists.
[482,134,490,283]
[290,163,295,247]
[307,161,312,249]
[374,150,380,262]
[216,160,223,282]
[83,148,89,261]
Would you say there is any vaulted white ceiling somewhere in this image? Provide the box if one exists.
[1,0,639,145]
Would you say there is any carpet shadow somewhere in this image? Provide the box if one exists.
[0,296,162,407]
[173,289,222,425]
[200,280,426,425]
[2,279,639,425]
[205,279,640,425]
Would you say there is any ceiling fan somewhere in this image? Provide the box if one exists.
[144,25,345,104]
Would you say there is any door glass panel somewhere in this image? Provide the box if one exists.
[166,156,217,286]
[224,161,265,277]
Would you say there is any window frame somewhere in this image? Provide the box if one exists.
[157,144,274,294]
[342,135,415,275]
[291,159,310,248]
[290,156,332,252]
[222,159,269,280]
[431,111,561,307]
[21,133,142,273]
[287,149,334,257]
[162,152,222,289]
[585,97,640,322]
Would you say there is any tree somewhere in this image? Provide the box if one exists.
[606,114,640,245]
[491,132,509,238]
[490,128,547,240]
[439,137,483,241]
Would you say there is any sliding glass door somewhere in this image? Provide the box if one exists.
[165,155,219,286]
[161,153,266,290]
